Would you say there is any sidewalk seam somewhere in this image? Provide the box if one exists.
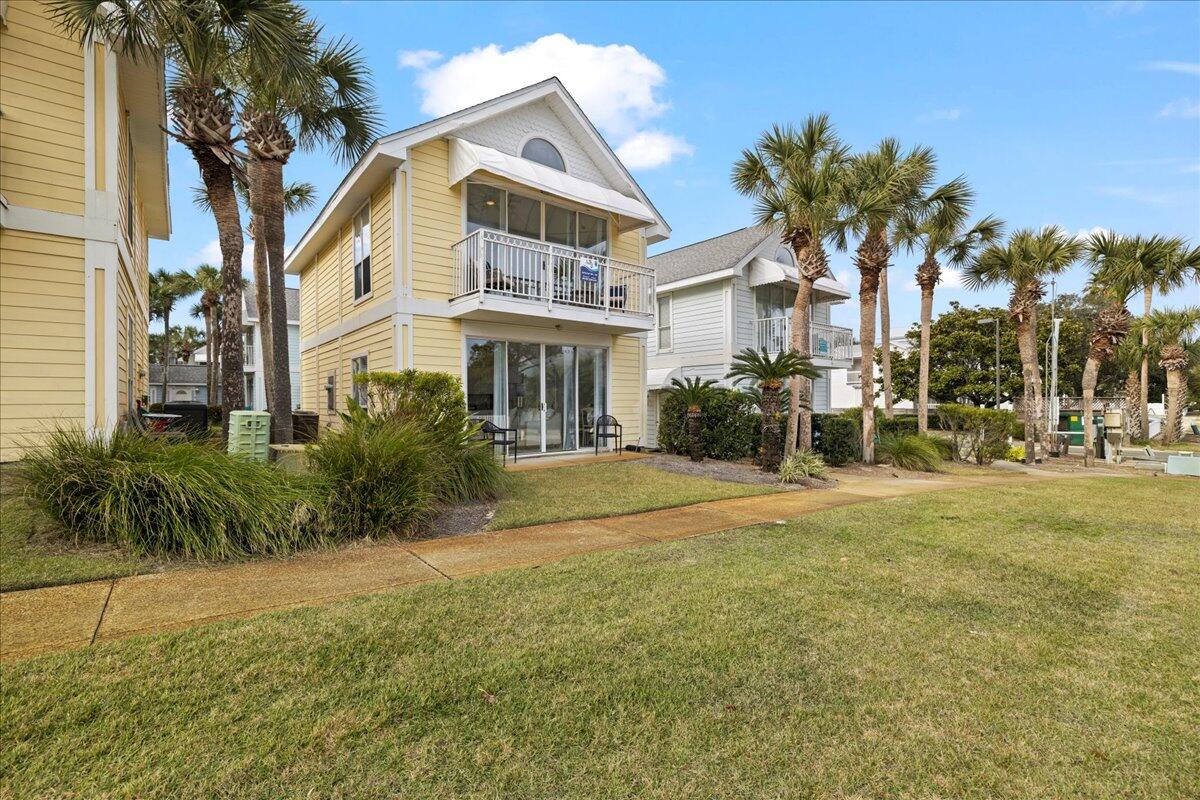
[406,550,454,581]
[89,579,116,646]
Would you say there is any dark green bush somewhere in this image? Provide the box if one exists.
[658,387,758,460]
[19,428,315,560]
[878,414,920,437]
[207,405,222,425]
[936,403,1015,465]
[148,403,164,413]
[813,413,859,466]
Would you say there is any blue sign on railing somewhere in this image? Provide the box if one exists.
[580,259,600,283]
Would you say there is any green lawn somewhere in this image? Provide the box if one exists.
[3,477,1197,798]
[489,461,779,529]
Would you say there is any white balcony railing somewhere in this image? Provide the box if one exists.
[451,228,655,317]
[243,343,255,366]
[755,317,854,360]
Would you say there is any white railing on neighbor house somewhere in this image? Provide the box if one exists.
[451,228,655,317]
[755,317,854,360]
[243,343,255,366]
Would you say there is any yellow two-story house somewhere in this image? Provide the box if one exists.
[287,79,669,455]
[0,0,170,460]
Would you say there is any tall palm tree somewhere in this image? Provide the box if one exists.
[1080,232,1151,464]
[667,377,717,462]
[190,263,223,404]
[895,178,1003,434]
[841,139,936,463]
[1112,237,1198,438]
[1114,335,1146,443]
[731,116,850,455]
[174,325,207,365]
[240,30,381,442]
[727,348,819,472]
[51,0,315,434]
[964,227,1083,463]
[149,269,196,402]
[1133,308,1200,444]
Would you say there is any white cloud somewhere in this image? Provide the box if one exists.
[1157,98,1200,119]
[189,237,253,274]
[835,270,852,288]
[615,131,693,170]
[397,49,443,70]
[1094,186,1180,205]
[904,266,964,292]
[1101,0,1145,14]
[404,34,692,169]
[1073,226,1113,242]
[1142,60,1200,75]
[918,108,962,123]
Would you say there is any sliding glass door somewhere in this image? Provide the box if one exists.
[466,337,607,454]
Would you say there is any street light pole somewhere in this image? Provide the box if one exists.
[978,317,1000,407]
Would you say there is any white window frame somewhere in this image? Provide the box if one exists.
[657,295,672,352]
[464,180,610,256]
[352,202,372,302]
[518,135,568,174]
[351,354,369,407]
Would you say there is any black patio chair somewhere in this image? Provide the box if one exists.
[476,418,518,464]
[593,414,622,454]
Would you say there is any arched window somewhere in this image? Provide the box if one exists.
[521,137,566,172]
[774,245,796,267]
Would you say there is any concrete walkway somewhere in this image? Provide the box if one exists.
[0,468,1077,662]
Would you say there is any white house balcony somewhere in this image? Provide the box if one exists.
[243,342,256,367]
[450,228,656,333]
[754,317,854,365]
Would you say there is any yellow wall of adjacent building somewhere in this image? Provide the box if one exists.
[300,316,394,428]
[0,229,87,460]
[0,1,86,215]
[410,314,461,377]
[410,139,461,301]
[610,333,645,442]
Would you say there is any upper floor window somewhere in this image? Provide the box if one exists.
[657,295,672,351]
[353,204,371,299]
[774,245,795,268]
[466,182,608,256]
[521,137,566,172]
[755,284,798,320]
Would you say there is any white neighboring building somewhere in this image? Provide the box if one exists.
[829,336,916,412]
[644,225,854,448]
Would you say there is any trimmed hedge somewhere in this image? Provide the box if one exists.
[813,413,859,466]
[659,388,759,461]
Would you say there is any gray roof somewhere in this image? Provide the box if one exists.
[242,283,300,322]
[648,224,779,285]
[149,364,207,385]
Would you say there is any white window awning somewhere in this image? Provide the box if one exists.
[448,137,657,231]
[647,366,682,390]
[748,256,851,299]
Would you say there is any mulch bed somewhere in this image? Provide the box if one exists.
[640,454,835,490]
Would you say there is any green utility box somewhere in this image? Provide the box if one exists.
[227,410,271,462]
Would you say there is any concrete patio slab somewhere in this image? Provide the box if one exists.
[98,547,441,641]
[1,580,111,661]
[408,520,650,578]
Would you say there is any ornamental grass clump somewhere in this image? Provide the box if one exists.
[876,433,943,472]
[19,427,316,560]
[778,450,830,483]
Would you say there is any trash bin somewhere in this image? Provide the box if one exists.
[227,410,271,462]
[163,401,208,436]
[292,410,319,443]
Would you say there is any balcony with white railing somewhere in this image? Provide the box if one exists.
[450,228,656,332]
[754,317,854,363]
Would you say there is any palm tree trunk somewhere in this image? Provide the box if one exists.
[1014,315,1039,464]
[786,275,814,455]
[879,263,893,419]
[1123,371,1141,444]
[203,308,214,404]
[917,283,934,435]
[760,386,782,472]
[261,157,294,444]
[247,159,275,415]
[1162,364,1183,445]
[1081,354,1100,466]
[856,231,886,464]
[1140,286,1152,439]
[161,308,171,403]
[194,146,245,434]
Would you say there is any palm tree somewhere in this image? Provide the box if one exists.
[190,263,223,404]
[667,377,717,462]
[895,178,1002,434]
[240,31,381,442]
[174,325,207,365]
[841,139,936,463]
[731,116,850,455]
[1133,308,1200,444]
[964,227,1083,463]
[1114,335,1147,443]
[149,269,196,402]
[51,0,315,434]
[727,348,819,472]
[1080,232,1150,464]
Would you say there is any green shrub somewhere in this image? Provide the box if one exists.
[925,434,957,461]
[1006,445,1026,462]
[813,414,859,466]
[659,387,758,461]
[307,415,442,540]
[19,428,315,560]
[876,434,942,472]
[877,414,920,437]
[778,450,830,483]
[206,405,222,425]
[936,403,1014,465]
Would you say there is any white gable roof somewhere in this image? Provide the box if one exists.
[286,78,670,273]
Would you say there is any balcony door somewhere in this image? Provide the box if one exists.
[467,337,606,455]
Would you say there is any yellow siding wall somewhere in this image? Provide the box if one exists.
[300,316,393,428]
[410,315,461,377]
[610,333,644,443]
[0,1,86,215]
[410,139,460,300]
[0,230,86,460]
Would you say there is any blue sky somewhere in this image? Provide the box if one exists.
[153,0,1200,335]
